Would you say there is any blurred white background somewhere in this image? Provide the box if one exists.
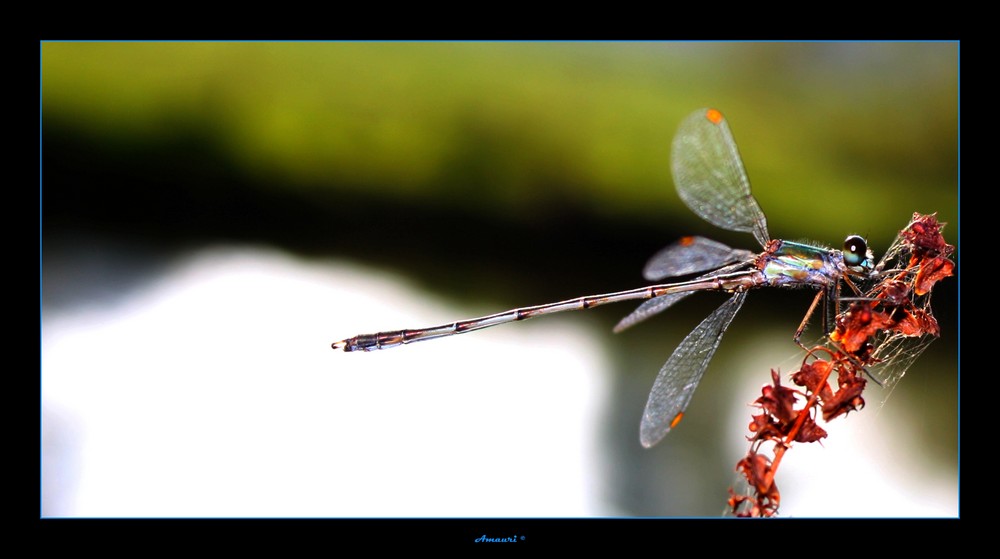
[41,244,956,517]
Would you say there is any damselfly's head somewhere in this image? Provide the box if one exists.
[842,235,875,276]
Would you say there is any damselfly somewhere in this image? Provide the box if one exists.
[332,108,877,449]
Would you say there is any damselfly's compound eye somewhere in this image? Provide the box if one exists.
[843,235,869,267]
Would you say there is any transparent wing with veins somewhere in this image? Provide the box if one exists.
[633,109,769,447]
[672,109,770,248]
[639,291,749,448]
[615,236,756,333]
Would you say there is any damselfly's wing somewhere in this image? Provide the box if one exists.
[614,293,694,333]
[643,236,756,281]
[672,108,770,249]
[640,291,748,448]
[615,236,755,333]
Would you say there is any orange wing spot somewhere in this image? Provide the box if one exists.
[705,108,724,125]
[680,236,696,246]
[670,411,685,429]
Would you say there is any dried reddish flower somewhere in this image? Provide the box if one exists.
[915,255,955,296]
[728,212,953,517]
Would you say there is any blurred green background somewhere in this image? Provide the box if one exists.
[41,42,958,517]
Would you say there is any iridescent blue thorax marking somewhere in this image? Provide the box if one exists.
[757,240,844,288]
